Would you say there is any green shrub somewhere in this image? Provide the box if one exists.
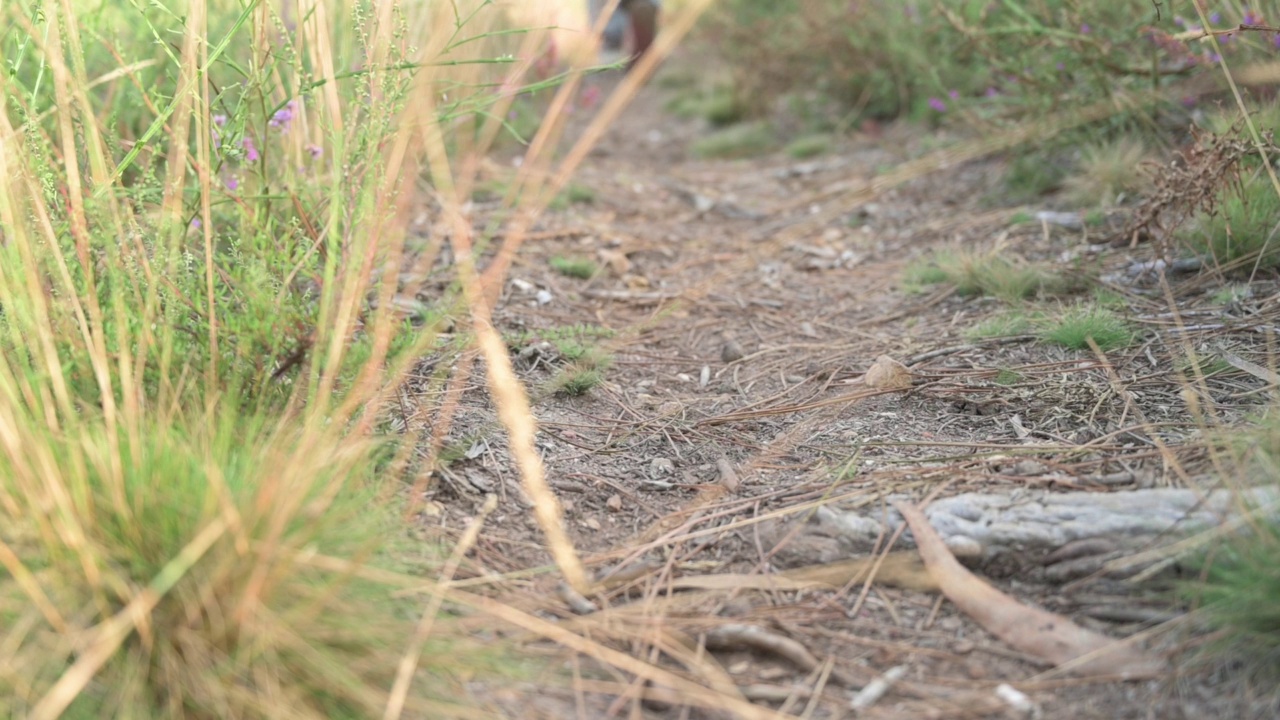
[697,1,1273,130]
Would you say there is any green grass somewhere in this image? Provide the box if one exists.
[0,0,574,714]
[690,122,778,159]
[1002,150,1067,203]
[1041,305,1135,351]
[548,346,614,397]
[704,90,749,127]
[550,255,599,279]
[1182,413,1280,687]
[993,368,1024,386]
[1211,284,1253,305]
[1177,352,1237,379]
[1092,287,1126,308]
[1186,522,1280,685]
[902,249,1074,302]
[1182,175,1280,270]
[965,312,1033,339]
[902,254,954,292]
[785,133,833,159]
[510,325,617,397]
[563,183,597,205]
[0,412,483,718]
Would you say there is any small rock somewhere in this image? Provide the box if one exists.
[535,289,553,305]
[721,339,745,363]
[583,517,602,531]
[605,494,623,512]
[510,278,535,294]
[649,457,675,476]
[937,616,963,632]
[953,639,976,655]
[1036,210,1083,230]
[1003,459,1048,476]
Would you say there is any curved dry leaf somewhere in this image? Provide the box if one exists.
[895,501,1167,679]
[864,355,912,389]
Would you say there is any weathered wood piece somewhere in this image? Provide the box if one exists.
[765,487,1279,580]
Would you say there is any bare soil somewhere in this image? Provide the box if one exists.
[409,65,1280,719]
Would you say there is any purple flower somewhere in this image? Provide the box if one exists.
[1080,23,1091,34]
[242,136,259,162]
[1174,16,1186,27]
[948,89,959,100]
[1180,95,1198,108]
[1274,33,1280,49]
[190,217,202,229]
[213,114,227,126]
[226,177,239,191]
[1207,51,1222,63]
[1244,12,1263,25]
[985,86,1000,98]
[928,97,947,113]
[307,144,323,159]
[1209,12,1222,24]
[269,100,296,131]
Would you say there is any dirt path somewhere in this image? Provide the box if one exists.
[420,67,1276,719]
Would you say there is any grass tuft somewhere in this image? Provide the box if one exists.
[548,346,614,396]
[1041,304,1135,351]
[785,133,832,159]
[550,255,599,279]
[690,122,777,159]
[965,312,1032,339]
[1063,136,1151,208]
[1182,175,1280,270]
[902,249,1073,302]
[1181,413,1280,688]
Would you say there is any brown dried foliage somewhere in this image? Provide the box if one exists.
[1120,123,1280,250]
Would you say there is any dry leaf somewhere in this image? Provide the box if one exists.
[598,248,632,276]
[895,501,1167,679]
[864,355,912,389]
[715,456,741,493]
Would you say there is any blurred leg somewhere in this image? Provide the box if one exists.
[620,0,659,70]
[588,0,627,51]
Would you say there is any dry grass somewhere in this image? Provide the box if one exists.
[0,0,737,716]
[1063,136,1152,208]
